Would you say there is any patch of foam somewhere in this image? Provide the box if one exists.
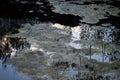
[35,2,42,5]
[30,42,55,58]
[30,42,39,51]
[41,74,52,80]
[20,1,28,4]
[45,52,55,58]
[85,53,110,62]
[30,46,45,52]
[52,23,66,29]
[11,49,17,57]
[30,46,39,51]
[52,24,82,41]
[46,52,57,66]
[68,41,90,49]
[71,26,81,41]
[68,42,82,49]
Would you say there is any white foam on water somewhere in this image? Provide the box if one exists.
[52,23,66,29]
[68,41,82,49]
[71,26,81,41]
[85,53,110,62]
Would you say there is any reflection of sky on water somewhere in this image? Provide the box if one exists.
[0,61,32,80]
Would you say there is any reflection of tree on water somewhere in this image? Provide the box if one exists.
[0,34,31,64]
[79,24,120,43]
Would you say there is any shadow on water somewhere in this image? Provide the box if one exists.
[0,0,81,26]
[0,35,30,63]
[0,0,120,28]
[0,18,22,36]
[96,15,120,29]
[0,35,31,80]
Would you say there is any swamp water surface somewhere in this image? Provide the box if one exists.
[4,22,119,80]
[0,16,120,80]
[0,0,120,80]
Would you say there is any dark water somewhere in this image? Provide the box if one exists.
[0,0,120,27]
[0,0,81,26]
